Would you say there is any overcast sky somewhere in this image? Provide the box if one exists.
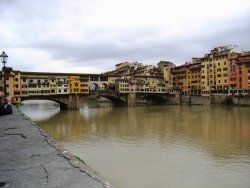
[0,0,250,73]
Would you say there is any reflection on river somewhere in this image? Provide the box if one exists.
[20,101,250,188]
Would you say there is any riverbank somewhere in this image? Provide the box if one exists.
[0,107,113,188]
[167,95,250,106]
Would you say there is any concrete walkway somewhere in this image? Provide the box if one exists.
[0,108,113,188]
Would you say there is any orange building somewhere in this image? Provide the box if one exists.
[228,51,250,95]
[239,52,250,94]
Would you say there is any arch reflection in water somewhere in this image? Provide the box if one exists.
[20,100,60,121]
[20,103,250,188]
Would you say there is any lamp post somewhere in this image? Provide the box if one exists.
[0,51,8,95]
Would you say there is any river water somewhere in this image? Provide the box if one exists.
[20,101,250,188]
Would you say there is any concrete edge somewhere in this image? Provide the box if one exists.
[18,108,114,188]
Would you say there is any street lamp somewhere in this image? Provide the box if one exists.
[0,51,8,95]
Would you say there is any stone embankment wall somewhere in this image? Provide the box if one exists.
[211,95,250,105]
[180,96,211,105]
[231,96,250,106]
[167,94,250,106]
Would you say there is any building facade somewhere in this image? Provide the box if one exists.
[0,45,249,104]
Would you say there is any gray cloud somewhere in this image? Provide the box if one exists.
[32,9,250,66]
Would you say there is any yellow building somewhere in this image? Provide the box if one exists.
[201,56,210,96]
[201,46,240,96]
[20,76,29,97]
[0,68,21,103]
[12,71,21,103]
[68,76,81,94]
[186,61,201,95]
[171,64,188,95]
[212,55,229,94]
[48,77,56,95]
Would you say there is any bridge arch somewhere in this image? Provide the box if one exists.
[137,94,168,104]
[97,94,126,106]
[21,97,68,110]
[21,95,77,110]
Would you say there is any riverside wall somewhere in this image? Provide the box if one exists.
[167,94,250,106]
[0,108,113,188]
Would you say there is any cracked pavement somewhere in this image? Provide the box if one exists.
[0,108,113,188]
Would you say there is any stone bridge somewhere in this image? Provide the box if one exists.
[21,94,81,110]
[21,90,171,110]
[91,90,170,106]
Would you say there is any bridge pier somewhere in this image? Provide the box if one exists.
[62,94,80,110]
[127,93,137,106]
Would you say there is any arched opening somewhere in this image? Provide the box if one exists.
[102,83,108,90]
[89,83,99,92]
[138,94,168,105]
[21,97,69,110]
[99,94,126,106]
